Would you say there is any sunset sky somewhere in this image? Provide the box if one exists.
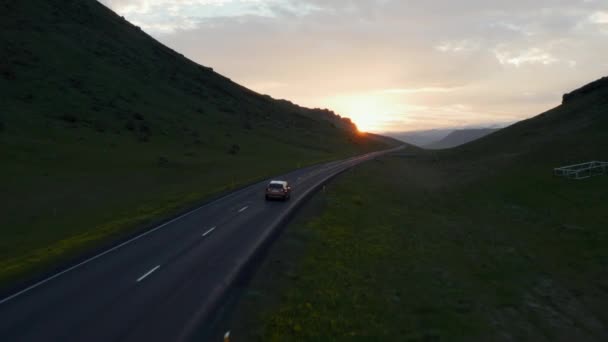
[99,0,608,132]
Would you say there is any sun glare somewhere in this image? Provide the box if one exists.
[352,115,377,133]
[328,95,392,133]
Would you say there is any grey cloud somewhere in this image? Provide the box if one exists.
[98,0,608,131]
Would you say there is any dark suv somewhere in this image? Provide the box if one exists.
[265,180,291,201]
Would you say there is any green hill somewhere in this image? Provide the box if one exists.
[451,76,608,165]
[0,0,398,289]
[226,77,608,341]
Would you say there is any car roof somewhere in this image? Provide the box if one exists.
[269,180,288,185]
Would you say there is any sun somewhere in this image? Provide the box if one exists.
[352,114,377,133]
[337,96,385,133]
[324,92,401,133]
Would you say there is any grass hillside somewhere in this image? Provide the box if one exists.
[452,77,608,163]
[0,0,398,291]
[226,78,608,341]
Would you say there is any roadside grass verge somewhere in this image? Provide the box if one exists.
[228,153,608,341]
[0,126,389,292]
[0,84,394,291]
[0,0,401,292]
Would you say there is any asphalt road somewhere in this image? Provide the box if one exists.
[0,147,401,342]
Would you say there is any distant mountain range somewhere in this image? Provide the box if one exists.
[387,127,499,149]
[425,128,499,149]
[387,129,454,147]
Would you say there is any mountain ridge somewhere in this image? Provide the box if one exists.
[426,128,498,149]
[448,76,608,165]
[0,0,400,289]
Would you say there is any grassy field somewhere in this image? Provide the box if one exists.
[226,77,608,340]
[228,150,608,341]
[0,127,385,290]
[0,100,393,293]
[0,0,398,291]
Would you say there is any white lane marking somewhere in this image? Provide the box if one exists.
[137,265,161,283]
[202,227,216,237]
[238,206,248,213]
[0,147,400,305]
[0,188,246,305]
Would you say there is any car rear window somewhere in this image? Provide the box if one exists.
[268,183,284,189]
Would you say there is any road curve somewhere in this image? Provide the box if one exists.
[0,147,402,342]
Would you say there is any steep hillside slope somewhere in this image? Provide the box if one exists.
[449,77,608,166]
[227,77,608,341]
[0,0,399,289]
[426,128,498,149]
[0,0,365,145]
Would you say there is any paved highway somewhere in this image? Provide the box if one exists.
[0,147,402,342]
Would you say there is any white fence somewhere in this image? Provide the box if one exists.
[553,161,608,180]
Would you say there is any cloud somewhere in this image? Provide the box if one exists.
[97,0,608,131]
[436,40,481,54]
[99,0,320,33]
[381,87,458,94]
[103,0,262,15]
[494,47,559,66]
[589,11,608,24]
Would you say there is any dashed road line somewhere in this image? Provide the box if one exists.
[202,227,216,237]
[137,265,161,283]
